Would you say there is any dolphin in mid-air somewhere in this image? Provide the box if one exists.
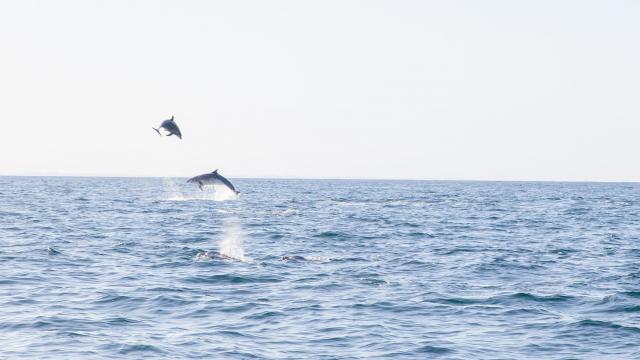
[152,116,182,139]
[187,169,239,194]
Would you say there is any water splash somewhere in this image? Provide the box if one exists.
[218,217,251,262]
[161,178,239,202]
[195,217,252,262]
[162,178,185,201]
[201,184,239,202]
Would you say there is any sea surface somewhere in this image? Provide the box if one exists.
[1,177,639,359]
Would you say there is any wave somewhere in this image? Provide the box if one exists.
[46,247,61,255]
[594,292,640,313]
[416,345,454,354]
[430,292,576,306]
[504,292,575,303]
[117,344,165,355]
[572,319,640,333]
[184,274,282,284]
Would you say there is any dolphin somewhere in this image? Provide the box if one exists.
[281,255,307,262]
[196,251,239,261]
[152,116,182,139]
[187,169,239,194]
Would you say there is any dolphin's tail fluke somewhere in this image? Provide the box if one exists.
[152,127,162,136]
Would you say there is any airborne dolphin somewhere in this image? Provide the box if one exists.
[152,116,182,139]
[187,169,239,194]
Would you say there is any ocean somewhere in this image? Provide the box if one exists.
[1,177,639,359]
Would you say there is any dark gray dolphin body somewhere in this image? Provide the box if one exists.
[153,116,182,139]
[281,255,306,262]
[187,169,239,194]
[196,251,238,261]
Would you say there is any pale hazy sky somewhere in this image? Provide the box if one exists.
[1,1,638,181]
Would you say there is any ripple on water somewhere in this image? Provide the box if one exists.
[571,319,640,334]
[2,178,640,358]
[416,345,455,355]
[115,344,165,355]
[183,274,283,285]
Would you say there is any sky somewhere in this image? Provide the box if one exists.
[0,0,638,181]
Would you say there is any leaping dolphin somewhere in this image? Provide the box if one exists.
[187,169,239,194]
[152,116,182,139]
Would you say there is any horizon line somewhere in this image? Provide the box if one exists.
[0,173,638,184]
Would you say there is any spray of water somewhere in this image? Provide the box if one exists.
[162,178,185,201]
[161,178,239,202]
[202,184,239,201]
[218,217,252,262]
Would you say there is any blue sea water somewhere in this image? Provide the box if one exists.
[1,176,639,359]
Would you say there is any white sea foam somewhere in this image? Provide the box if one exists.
[302,255,329,262]
[253,208,298,217]
[216,209,235,214]
[272,208,298,216]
